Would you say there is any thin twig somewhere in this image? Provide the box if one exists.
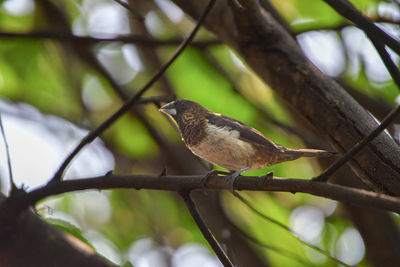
[371,41,400,87]
[112,0,144,21]
[48,0,216,183]
[179,191,234,267]
[232,192,351,267]
[322,0,400,55]
[0,31,221,47]
[131,5,177,98]
[225,213,314,266]
[294,18,400,35]
[0,114,16,193]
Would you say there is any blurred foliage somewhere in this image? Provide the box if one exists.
[0,0,397,266]
[44,217,95,250]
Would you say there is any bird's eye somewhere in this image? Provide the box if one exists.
[182,112,194,123]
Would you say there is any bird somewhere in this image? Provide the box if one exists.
[159,99,335,189]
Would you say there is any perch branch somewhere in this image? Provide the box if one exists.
[3,174,400,215]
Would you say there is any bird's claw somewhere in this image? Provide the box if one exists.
[158,167,167,177]
[264,171,273,181]
[201,170,228,193]
[229,166,250,193]
[202,170,217,188]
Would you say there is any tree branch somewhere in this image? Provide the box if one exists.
[224,215,310,266]
[0,115,16,193]
[322,0,400,55]
[0,205,115,267]
[3,174,400,216]
[112,0,144,21]
[233,192,350,266]
[179,191,233,267]
[294,18,400,35]
[0,31,221,47]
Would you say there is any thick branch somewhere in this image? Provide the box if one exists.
[0,196,115,267]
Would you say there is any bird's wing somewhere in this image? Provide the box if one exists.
[207,114,282,151]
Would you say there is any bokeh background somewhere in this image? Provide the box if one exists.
[0,0,399,266]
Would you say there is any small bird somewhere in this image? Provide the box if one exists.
[159,100,335,187]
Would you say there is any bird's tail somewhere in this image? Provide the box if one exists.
[284,148,336,158]
[263,147,336,166]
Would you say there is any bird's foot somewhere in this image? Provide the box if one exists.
[264,171,274,181]
[202,170,229,188]
[228,166,250,193]
[158,167,167,177]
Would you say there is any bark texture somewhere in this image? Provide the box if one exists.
[0,197,115,267]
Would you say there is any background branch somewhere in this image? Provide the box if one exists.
[179,190,234,267]
[0,31,221,47]
[112,0,144,21]
[0,195,115,267]
[224,216,310,266]
[233,192,350,266]
[322,0,400,55]
[0,115,16,193]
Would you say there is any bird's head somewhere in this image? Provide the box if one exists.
[159,100,209,127]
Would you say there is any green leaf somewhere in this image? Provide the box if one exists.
[44,217,95,250]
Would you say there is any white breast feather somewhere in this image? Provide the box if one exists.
[189,122,255,170]
[207,124,246,148]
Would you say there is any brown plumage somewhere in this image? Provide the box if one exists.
[160,100,335,172]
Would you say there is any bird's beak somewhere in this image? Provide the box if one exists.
[159,101,177,116]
